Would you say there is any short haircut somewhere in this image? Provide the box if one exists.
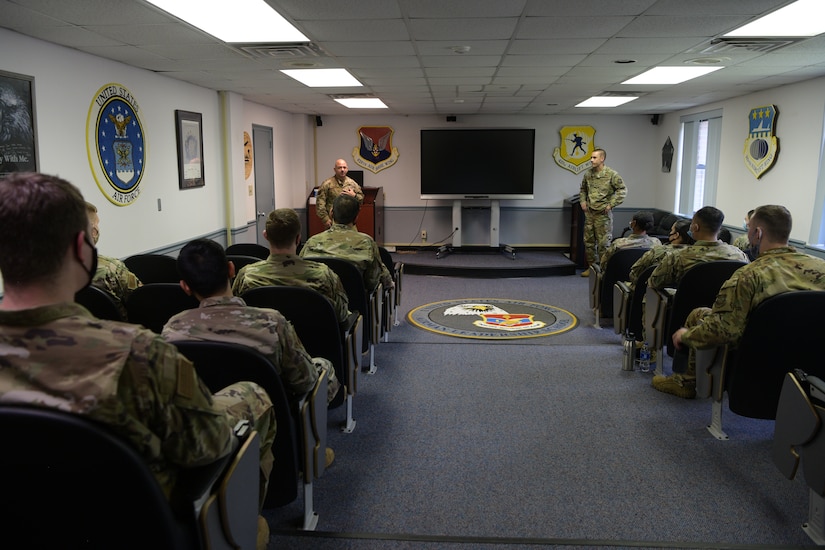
[632,211,654,232]
[593,148,606,160]
[673,220,695,245]
[332,193,360,224]
[177,238,228,297]
[265,208,301,248]
[751,205,792,242]
[693,206,724,234]
[0,172,87,284]
[85,202,98,214]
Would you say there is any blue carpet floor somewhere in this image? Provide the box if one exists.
[264,272,814,549]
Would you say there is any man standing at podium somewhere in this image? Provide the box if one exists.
[579,148,626,277]
[316,158,364,228]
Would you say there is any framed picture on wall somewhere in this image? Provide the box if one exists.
[175,109,204,189]
[0,70,38,177]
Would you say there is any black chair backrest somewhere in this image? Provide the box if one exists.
[665,260,747,358]
[227,254,263,273]
[600,248,648,318]
[123,253,180,284]
[240,285,347,409]
[0,404,197,549]
[75,285,126,322]
[378,246,395,279]
[725,291,825,419]
[627,264,657,340]
[125,283,199,333]
[304,256,372,350]
[172,340,299,508]
[225,243,269,260]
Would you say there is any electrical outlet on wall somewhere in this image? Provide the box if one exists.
[421,230,427,241]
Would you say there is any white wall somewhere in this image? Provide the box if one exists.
[2,26,824,253]
[651,76,825,243]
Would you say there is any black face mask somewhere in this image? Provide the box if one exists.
[80,234,99,289]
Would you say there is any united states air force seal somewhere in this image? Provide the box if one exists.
[86,83,146,206]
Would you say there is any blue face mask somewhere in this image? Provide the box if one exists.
[687,229,694,240]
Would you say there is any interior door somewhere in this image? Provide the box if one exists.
[252,124,274,247]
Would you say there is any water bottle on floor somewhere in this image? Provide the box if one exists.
[638,342,651,373]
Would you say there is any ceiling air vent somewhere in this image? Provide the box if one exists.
[234,42,324,59]
[700,37,805,54]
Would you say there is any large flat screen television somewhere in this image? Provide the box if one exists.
[420,128,535,200]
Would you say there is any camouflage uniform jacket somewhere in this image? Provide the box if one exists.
[0,302,236,497]
[231,253,351,324]
[316,176,364,226]
[732,234,750,251]
[648,240,749,290]
[600,233,661,269]
[628,244,686,288]
[680,246,825,349]
[162,295,317,401]
[299,224,392,291]
[580,166,627,213]
[92,254,142,319]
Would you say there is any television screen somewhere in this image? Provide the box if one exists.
[420,128,535,200]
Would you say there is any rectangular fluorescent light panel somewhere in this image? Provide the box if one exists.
[145,0,308,43]
[334,98,388,109]
[725,0,825,37]
[622,66,723,85]
[281,68,363,87]
[575,96,637,108]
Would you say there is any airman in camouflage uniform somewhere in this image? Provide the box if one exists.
[0,172,276,509]
[300,193,393,292]
[316,158,364,228]
[658,205,825,398]
[579,148,627,276]
[648,207,749,291]
[233,254,351,324]
[600,210,661,269]
[233,208,352,326]
[85,202,142,319]
[163,239,340,405]
[628,219,694,289]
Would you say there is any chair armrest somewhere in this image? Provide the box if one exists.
[643,286,671,351]
[613,281,631,335]
[588,264,602,309]
[695,346,727,400]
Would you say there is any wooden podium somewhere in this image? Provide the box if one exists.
[565,194,587,268]
[306,186,384,246]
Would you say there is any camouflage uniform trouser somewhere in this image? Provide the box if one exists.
[214,381,276,510]
[312,357,341,405]
[583,210,613,266]
[680,306,713,380]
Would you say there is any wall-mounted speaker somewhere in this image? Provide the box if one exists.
[315,115,323,127]
[651,114,661,125]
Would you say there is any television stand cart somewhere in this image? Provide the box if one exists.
[436,199,516,260]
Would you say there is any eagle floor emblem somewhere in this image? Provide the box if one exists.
[407,299,578,340]
[352,126,399,173]
[553,126,596,174]
[86,83,146,205]
[743,105,779,179]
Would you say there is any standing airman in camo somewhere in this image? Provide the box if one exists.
[660,205,825,399]
[580,148,627,277]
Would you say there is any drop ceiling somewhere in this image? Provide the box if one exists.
[2,0,824,116]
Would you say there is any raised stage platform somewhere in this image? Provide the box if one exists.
[391,247,576,278]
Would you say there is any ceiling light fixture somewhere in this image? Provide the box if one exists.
[724,0,825,37]
[145,0,308,43]
[575,96,638,108]
[621,66,723,85]
[333,97,388,109]
[281,68,362,87]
